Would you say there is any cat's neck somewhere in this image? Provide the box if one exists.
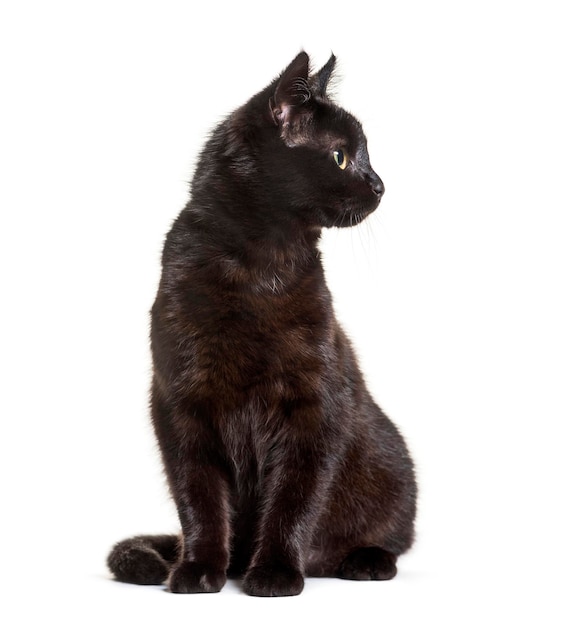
[170,206,324,296]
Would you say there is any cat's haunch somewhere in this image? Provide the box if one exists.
[107,51,416,597]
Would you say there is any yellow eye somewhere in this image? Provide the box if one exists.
[333,149,348,170]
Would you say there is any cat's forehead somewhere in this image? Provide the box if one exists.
[313,102,367,150]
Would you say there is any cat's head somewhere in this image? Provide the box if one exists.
[249,52,384,229]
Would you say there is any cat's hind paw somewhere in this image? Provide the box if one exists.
[337,547,397,581]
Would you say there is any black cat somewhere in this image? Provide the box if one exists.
[107,51,416,597]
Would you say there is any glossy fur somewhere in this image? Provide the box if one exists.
[107,52,416,597]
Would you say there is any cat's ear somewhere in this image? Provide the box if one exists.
[311,54,337,99]
[269,51,311,128]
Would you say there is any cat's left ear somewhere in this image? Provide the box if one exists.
[311,54,337,99]
[269,51,312,128]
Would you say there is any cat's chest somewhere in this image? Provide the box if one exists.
[188,290,332,402]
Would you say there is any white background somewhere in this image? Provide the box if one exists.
[1,0,571,624]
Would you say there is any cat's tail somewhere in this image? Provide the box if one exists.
[107,534,180,585]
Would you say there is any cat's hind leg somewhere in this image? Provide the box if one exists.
[336,546,397,580]
[305,544,398,581]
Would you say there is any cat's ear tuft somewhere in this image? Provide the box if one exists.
[312,54,337,99]
[269,51,311,127]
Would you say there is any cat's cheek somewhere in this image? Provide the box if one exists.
[312,202,347,229]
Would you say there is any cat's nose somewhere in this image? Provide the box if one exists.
[372,178,385,197]
[366,171,385,197]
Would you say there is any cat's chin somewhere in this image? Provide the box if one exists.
[329,205,378,229]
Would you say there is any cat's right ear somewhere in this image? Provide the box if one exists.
[269,52,311,128]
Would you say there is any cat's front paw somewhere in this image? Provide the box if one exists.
[243,563,304,597]
[168,561,226,593]
[337,547,397,581]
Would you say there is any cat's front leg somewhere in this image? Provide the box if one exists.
[152,392,231,593]
[243,428,334,597]
[167,458,230,594]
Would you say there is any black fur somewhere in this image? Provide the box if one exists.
[107,51,416,597]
